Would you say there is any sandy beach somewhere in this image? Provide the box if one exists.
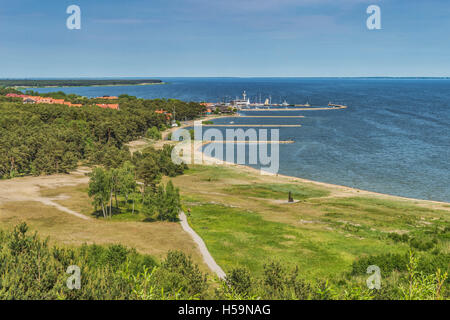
[157,114,450,211]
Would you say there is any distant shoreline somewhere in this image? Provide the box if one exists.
[0,79,165,89]
[14,83,166,89]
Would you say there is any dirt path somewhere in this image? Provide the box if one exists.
[179,211,226,279]
[0,167,91,220]
[36,197,89,220]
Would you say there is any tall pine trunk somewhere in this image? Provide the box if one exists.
[101,202,106,218]
[109,190,113,218]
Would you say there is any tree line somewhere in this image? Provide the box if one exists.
[88,146,185,222]
[0,79,163,87]
[0,89,204,178]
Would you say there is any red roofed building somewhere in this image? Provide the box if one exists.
[154,109,172,120]
[3,92,119,110]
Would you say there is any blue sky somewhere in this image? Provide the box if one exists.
[0,0,449,77]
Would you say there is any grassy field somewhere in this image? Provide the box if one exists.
[0,184,209,273]
[1,159,448,282]
[40,184,149,222]
[171,164,450,279]
[223,183,329,200]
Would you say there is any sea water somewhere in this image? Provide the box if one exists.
[35,78,450,202]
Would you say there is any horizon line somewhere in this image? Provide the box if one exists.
[1,76,450,80]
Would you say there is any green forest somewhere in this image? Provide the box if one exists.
[0,88,204,178]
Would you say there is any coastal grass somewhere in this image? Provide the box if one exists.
[223,183,329,200]
[187,203,410,278]
[172,164,450,278]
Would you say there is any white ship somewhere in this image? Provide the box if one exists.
[231,91,250,109]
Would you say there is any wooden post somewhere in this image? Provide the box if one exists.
[288,191,293,203]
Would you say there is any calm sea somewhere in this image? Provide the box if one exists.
[35,78,450,203]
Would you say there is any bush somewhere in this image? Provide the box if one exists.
[409,237,437,251]
[351,253,408,275]
[142,180,181,222]
[0,223,196,300]
[154,251,208,298]
[146,126,162,140]
[225,267,253,296]
[388,233,410,243]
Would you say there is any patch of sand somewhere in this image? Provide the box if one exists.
[0,168,91,220]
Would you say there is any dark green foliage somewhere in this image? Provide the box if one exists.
[154,250,208,297]
[79,243,157,273]
[388,232,410,243]
[142,181,181,222]
[146,126,162,140]
[351,253,409,275]
[0,86,23,95]
[351,251,449,276]
[157,145,188,177]
[261,261,315,299]
[135,151,162,190]
[133,145,186,189]
[0,223,206,300]
[387,232,439,252]
[0,223,447,300]
[409,237,438,251]
[88,158,182,222]
[0,223,130,299]
[0,94,203,178]
[416,253,450,275]
[225,267,253,296]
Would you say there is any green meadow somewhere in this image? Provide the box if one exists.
[173,165,449,279]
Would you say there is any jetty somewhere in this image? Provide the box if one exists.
[202,140,294,145]
[201,124,302,127]
[235,115,305,118]
[239,105,347,111]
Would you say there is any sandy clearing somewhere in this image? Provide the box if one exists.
[0,167,91,220]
